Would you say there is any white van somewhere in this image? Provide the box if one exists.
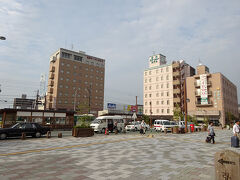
[90,116,125,133]
[154,120,170,131]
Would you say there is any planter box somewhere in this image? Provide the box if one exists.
[72,128,94,137]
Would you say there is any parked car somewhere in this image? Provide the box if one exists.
[0,122,51,140]
[90,116,125,133]
[161,121,178,132]
[154,120,170,131]
[125,121,141,131]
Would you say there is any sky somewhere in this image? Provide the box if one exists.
[0,0,240,109]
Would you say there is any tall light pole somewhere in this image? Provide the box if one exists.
[87,85,92,114]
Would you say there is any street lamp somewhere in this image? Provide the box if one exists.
[0,36,6,40]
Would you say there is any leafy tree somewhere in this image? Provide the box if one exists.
[75,115,93,128]
[173,104,183,121]
[142,114,150,124]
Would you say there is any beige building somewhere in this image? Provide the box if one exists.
[186,65,238,125]
[143,54,195,120]
[46,48,105,115]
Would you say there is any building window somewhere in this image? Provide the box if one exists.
[66,71,70,74]
[145,79,147,83]
[156,85,159,89]
[149,71,151,75]
[156,93,159,97]
[167,92,169,96]
[60,77,63,80]
[161,92,164,96]
[149,94,152,97]
[66,86,69,89]
[145,102,147,105]
[74,55,82,61]
[161,76,163,80]
[67,64,70,67]
[167,109,170,113]
[166,75,169,80]
[74,65,77,69]
[157,109,159,113]
[166,67,169,72]
[145,72,147,76]
[145,94,147,98]
[59,85,63,88]
[167,100,169,105]
[145,109,147,113]
[149,78,151,82]
[60,70,64,73]
[156,101,159,105]
[161,109,164,113]
[61,63,64,66]
[73,79,76,83]
[149,86,151,90]
[62,52,72,59]
[161,100,164,105]
[167,83,169,88]
[145,86,147,90]
[161,84,163,88]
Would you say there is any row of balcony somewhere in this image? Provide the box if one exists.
[195,90,212,96]
[49,73,55,79]
[194,81,212,87]
[195,100,213,107]
[50,66,55,72]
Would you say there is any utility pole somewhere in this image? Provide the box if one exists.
[184,79,188,132]
[87,85,92,114]
[136,96,138,113]
[74,90,77,112]
[35,90,39,110]
[150,101,152,127]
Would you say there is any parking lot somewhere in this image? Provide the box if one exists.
[0,129,238,180]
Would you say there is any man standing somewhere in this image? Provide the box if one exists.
[233,120,240,137]
[207,122,215,144]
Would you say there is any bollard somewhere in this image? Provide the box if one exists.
[21,132,26,140]
[164,129,167,134]
[58,133,62,138]
[46,131,51,138]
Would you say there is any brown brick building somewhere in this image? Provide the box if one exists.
[46,48,105,115]
[186,65,238,126]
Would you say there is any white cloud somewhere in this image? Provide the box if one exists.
[0,0,239,108]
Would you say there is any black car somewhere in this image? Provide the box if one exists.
[0,122,51,140]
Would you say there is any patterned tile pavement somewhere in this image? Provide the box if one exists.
[0,129,239,180]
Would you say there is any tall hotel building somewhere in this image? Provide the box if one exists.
[186,65,238,126]
[143,54,195,119]
[46,48,105,114]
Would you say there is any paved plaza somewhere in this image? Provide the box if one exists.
[0,129,238,180]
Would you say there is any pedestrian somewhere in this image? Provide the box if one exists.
[140,120,146,135]
[207,122,215,144]
[233,120,240,138]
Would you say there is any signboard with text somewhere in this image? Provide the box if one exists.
[200,74,208,104]
[107,103,116,109]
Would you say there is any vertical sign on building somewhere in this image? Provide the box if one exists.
[200,74,208,104]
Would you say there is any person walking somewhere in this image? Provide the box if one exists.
[233,120,240,138]
[207,122,215,144]
[140,120,146,135]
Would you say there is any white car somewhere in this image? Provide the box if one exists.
[125,121,141,131]
[161,121,178,132]
[154,120,170,131]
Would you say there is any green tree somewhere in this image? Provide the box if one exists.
[173,104,183,121]
[142,114,150,124]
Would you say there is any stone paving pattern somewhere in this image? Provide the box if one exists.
[0,129,238,180]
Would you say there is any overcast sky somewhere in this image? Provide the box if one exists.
[0,0,239,108]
